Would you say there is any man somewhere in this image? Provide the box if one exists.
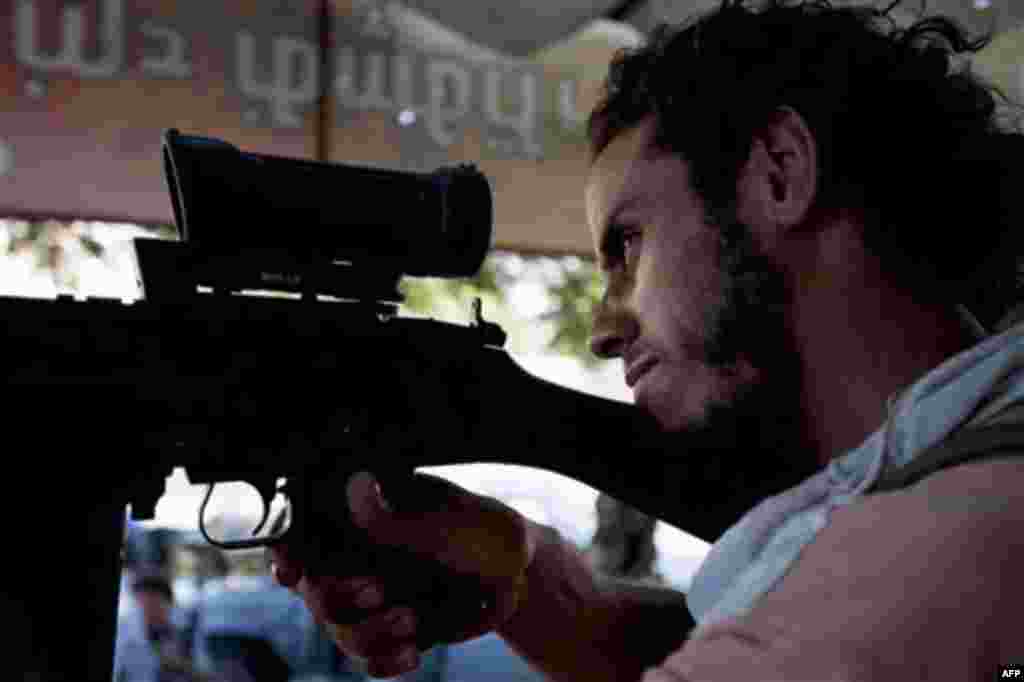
[114,572,201,682]
[270,1,1024,679]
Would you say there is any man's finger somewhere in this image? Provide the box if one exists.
[346,470,529,582]
[318,575,386,615]
[347,471,392,529]
[268,546,304,588]
[449,574,525,642]
[346,606,418,657]
[295,576,332,626]
[366,643,421,679]
[345,471,471,566]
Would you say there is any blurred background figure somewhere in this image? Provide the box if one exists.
[118,514,451,682]
[585,493,662,584]
[191,544,448,682]
[113,570,203,682]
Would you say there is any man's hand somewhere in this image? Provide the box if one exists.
[268,470,536,678]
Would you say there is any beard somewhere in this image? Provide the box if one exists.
[658,203,819,513]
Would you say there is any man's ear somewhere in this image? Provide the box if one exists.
[739,106,819,236]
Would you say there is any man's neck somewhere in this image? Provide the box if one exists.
[787,238,979,465]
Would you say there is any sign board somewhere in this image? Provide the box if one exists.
[0,0,617,258]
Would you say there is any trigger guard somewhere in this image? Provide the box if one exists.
[198,481,292,550]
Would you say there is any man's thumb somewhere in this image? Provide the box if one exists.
[347,471,392,530]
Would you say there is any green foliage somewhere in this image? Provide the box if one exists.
[5,219,608,367]
[539,258,605,369]
[398,252,534,355]
[4,220,176,259]
[399,251,606,367]
[151,223,179,241]
[2,219,177,292]
[399,254,508,317]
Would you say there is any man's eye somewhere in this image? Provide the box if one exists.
[621,230,641,262]
[602,224,642,272]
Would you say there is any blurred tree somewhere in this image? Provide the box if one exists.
[2,218,175,292]
[3,218,607,365]
[585,492,662,584]
[399,251,510,317]
[399,251,606,366]
[538,256,605,369]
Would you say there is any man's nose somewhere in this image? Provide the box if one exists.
[590,327,625,359]
[589,296,635,360]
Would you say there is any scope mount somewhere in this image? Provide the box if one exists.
[133,238,405,314]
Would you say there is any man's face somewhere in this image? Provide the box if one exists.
[585,116,803,454]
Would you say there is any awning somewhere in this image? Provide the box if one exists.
[1,1,1019,258]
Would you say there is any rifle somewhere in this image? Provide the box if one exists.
[2,130,759,680]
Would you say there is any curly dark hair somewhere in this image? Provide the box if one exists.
[588,0,1024,330]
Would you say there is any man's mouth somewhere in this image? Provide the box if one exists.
[625,357,658,388]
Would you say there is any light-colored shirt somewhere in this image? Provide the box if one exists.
[686,315,1024,630]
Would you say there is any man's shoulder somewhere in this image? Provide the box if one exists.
[826,455,1023,569]
[843,456,1024,569]
[872,407,1024,493]
[747,456,1023,673]
[903,451,1024,498]
[652,457,1023,680]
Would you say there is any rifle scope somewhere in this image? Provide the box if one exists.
[162,129,493,278]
